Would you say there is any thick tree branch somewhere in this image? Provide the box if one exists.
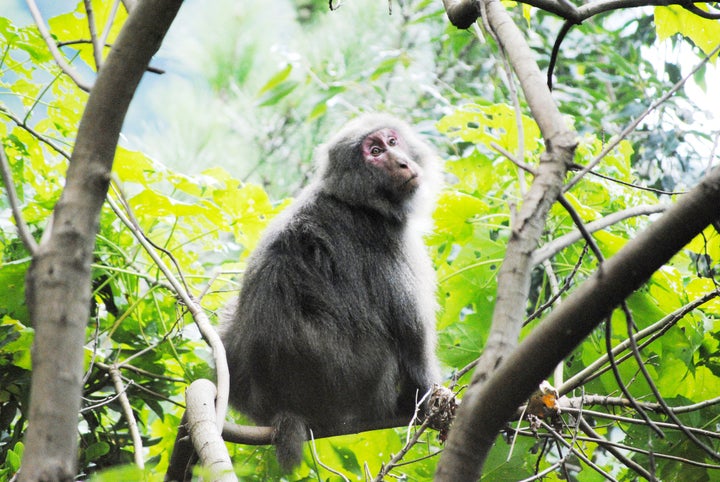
[20,2,182,480]
[440,166,720,480]
[436,0,577,477]
[185,380,235,482]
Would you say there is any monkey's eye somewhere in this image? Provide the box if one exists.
[387,137,398,146]
[370,146,383,156]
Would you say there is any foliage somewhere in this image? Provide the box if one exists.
[1,0,719,480]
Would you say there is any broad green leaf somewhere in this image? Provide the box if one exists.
[438,103,541,153]
[434,190,488,240]
[655,6,720,57]
[686,278,720,312]
[560,191,601,222]
[114,148,160,184]
[129,189,210,218]
[89,465,163,482]
[5,442,23,472]
[594,230,627,257]
[84,441,110,463]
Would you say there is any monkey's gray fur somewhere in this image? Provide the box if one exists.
[221,113,442,471]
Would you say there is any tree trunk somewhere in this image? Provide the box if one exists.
[20,2,183,480]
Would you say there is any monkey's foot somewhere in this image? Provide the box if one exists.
[426,385,457,442]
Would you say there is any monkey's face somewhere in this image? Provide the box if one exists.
[361,128,422,193]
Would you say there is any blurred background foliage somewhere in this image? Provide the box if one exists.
[1,0,719,479]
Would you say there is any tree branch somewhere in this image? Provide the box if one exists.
[107,185,230,431]
[25,0,92,92]
[20,2,182,479]
[531,204,668,265]
[438,165,720,479]
[0,143,38,254]
[436,0,577,477]
[185,380,236,481]
[108,365,144,468]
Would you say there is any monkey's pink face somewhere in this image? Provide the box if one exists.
[361,128,421,192]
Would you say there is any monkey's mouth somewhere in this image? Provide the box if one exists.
[402,173,420,189]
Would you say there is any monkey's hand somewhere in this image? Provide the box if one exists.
[425,385,458,442]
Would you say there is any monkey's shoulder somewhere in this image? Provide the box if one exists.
[268,194,398,248]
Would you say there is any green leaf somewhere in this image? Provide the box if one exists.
[256,80,299,106]
[258,64,293,94]
[370,56,402,80]
[6,444,22,472]
[84,441,110,463]
[434,191,488,240]
[654,5,720,56]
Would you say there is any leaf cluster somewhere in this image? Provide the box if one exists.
[1,0,720,480]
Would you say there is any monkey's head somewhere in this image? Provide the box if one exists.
[317,113,440,221]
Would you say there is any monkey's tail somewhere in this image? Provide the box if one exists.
[272,412,307,472]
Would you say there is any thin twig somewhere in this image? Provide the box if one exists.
[579,417,652,478]
[604,314,664,436]
[106,184,229,431]
[0,142,38,254]
[524,245,587,326]
[98,0,121,56]
[109,365,144,468]
[308,430,350,482]
[557,194,603,261]
[25,0,92,92]
[531,204,668,265]
[566,41,720,191]
[83,0,103,70]
[623,306,720,460]
[0,106,71,160]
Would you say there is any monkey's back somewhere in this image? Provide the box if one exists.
[223,190,438,430]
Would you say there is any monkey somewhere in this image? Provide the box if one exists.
[221,113,442,471]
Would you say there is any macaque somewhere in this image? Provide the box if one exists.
[221,113,442,471]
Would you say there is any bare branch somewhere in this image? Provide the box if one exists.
[25,0,92,92]
[557,194,603,261]
[98,0,122,53]
[566,41,720,191]
[83,0,103,70]
[0,143,38,254]
[108,365,144,468]
[185,380,236,481]
[532,204,669,265]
